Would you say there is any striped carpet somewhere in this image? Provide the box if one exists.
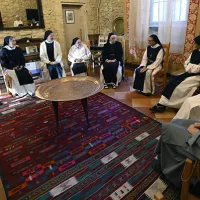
[0,93,179,199]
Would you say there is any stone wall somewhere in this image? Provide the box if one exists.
[0,0,124,61]
[0,0,37,27]
[99,0,123,35]
[0,0,88,62]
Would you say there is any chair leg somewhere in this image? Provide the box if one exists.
[181,159,193,200]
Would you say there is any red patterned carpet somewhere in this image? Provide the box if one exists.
[0,93,179,200]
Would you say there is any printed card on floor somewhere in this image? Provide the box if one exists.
[49,176,78,197]
[145,178,167,199]
[110,182,133,200]
[101,152,118,164]
[121,155,137,168]
[135,132,149,141]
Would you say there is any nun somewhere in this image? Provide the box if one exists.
[40,30,66,80]
[133,34,164,95]
[0,36,35,97]
[68,37,91,76]
[101,33,123,89]
[174,94,200,121]
[154,119,200,189]
[150,35,200,112]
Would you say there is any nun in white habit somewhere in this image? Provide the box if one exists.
[68,37,91,76]
[150,35,200,112]
[133,34,164,95]
[40,30,66,81]
[174,94,200,121]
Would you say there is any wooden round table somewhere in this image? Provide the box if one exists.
[35,76,103,129]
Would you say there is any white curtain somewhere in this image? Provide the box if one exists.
[129,0,151,54]
[156,0,189,53]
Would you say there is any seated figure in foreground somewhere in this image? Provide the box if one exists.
[133,34,164,96]
[150,35,200,112]
[155,119,200,190]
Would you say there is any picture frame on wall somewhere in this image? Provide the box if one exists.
[66,10,75,24]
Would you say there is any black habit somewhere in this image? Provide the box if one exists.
[0,47,33,85]
[162,49,200,99]
[102,41,123,84]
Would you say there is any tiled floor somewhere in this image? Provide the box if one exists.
[0,67,177,123]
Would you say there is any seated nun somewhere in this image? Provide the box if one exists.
[150,35,200,112]
[40,30,66,80]
[68,37,91,76]
[133,34,164,96]
[174,94,200,121]
[0,36,35,97]
[154,119,200,192]
[101,33,123,89]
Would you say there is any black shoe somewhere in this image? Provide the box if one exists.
[0,101,3,106]
[142,92,152,96]
[150,104,166,112]
[104,84,109,89]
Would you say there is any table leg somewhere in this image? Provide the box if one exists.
[81,98,89,126]
[52,101,59,130]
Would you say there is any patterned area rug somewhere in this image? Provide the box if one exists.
[0,93,179,200]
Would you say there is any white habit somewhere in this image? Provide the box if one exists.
[68,44,91,76]
[40,40,66,81]
[174,94,200,121]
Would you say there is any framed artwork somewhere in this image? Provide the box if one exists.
[66,10,75,24]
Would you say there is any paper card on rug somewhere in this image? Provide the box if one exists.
[156,136,161,140]
[135,132,149,141]
[101,152,118,164]
[144,178,167,199]
[121,155,137,168]
[49,177,78,197]
[2,108,16,115]
[110,182,133,200]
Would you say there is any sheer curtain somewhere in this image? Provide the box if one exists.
[156,0,190,53]
[128,0,151,57]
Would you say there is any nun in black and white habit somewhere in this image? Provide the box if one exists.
[0,36,35,97]
[68,37,91,76]
[100,33,123,89]
[40,30,66,80]
[150,35,200,112]
[133,34,164,95]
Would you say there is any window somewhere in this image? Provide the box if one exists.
[149,0,188,34]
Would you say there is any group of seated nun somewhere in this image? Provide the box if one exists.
[132,34,200,194]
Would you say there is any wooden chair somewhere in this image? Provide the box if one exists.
[181,158,200,200]
[154,42,170,90]
[0,65,12,94]
[154,158,200,200]
[83,40,91,49]
[117,36,126,80]
[83,40,91,74]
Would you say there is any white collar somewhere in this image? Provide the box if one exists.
[151,44,160,48]
[45,40,54,44]
[4,45,16,50]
